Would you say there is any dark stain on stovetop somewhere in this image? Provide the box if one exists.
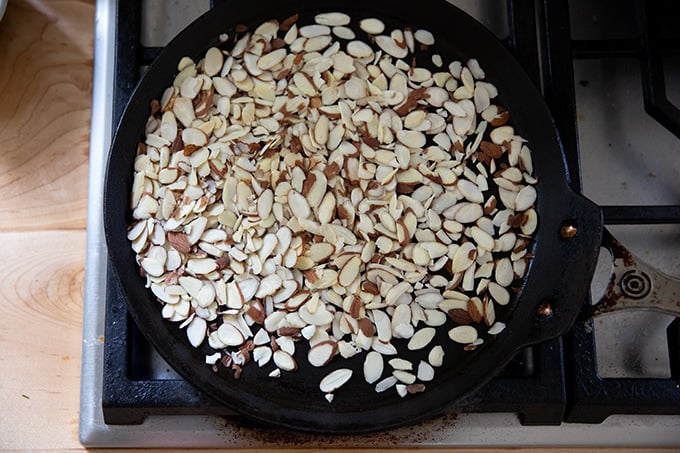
[214,413,459,446]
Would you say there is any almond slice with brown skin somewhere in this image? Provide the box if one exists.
[338,255,361,287]
[273,350,297,371]
[450,242,477,273]
[186,317,207,348]
[375,35,408,59]
[217,323,245,347]
[308,341,338,367]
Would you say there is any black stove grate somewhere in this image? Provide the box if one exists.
[554,0,680,424]
[102,0,680,426]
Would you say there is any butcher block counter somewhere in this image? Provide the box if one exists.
[0,0,673,451]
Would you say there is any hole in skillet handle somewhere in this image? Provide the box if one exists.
[527,191,603,345]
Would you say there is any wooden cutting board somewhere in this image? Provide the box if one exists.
[0,0,90,449]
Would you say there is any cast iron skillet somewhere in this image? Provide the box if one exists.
[104,0,602,434]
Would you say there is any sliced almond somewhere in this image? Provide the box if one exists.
[407,327,436,350]
[217,322,245,346]
[363,351,384,384]
[299,24,331,38]
[375,375,398,393]
[359,18,385,35]
[490,125,514,145]
[515,185,537,212]
[253,346,273,367]
[346,40,374,59]
[255,273,283,298]
[314,12,350,26]
[450,242,477,273]
[521,208,538,235]
[393,370,416,385]
[332,26,355,40]
[182,127,207,147]
[488,322,507,335]
[470,226,495,252]
[484,297,496,326]
[375,35,408,59]
[254,20,279,37]
[414,29,435,46]
[428,345,445,367]
[448,325,478,344]
[308,340,338,367]
[258,48,288,70]
[396,130,426,148]
[454,203,484,224]
[488,281,510,305]
[288,190,312,219]
[273,350,298,371]
[186,258,217,275]
[319,368,353,393]
[457,179,484,203]
[338,255,361,287]
[494,257,514,287]
[417,360,435,381]
[253,328,270,346]
[203,47,224,77]
[388,358,413,371]
[186,316,207,347]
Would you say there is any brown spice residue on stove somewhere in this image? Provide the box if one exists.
[606,234,635,267]
[589,232,640,316]
[591,273,621,316]
[219,417,398,447]
[215,411,460,447]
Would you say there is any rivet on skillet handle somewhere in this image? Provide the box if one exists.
[528,191,603,344]
[585,229,680,318]
[560,221,578,239]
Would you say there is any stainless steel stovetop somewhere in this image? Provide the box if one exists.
[80,0,680,447]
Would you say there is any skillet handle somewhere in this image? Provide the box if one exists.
[585,229,680,318]
[527,189,603,344]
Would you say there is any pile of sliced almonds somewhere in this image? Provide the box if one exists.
[128,11,538,402]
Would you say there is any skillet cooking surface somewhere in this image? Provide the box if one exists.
[104,0,602,433]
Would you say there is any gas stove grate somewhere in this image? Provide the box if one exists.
[551,0,680,423]
[102,0,680,427]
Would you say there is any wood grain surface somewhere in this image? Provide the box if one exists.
[0,0,91,232]
[0,0,90,449]
[0,0,673,452]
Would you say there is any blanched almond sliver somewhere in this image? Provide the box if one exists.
[407,327,436,351]
[359,18,385,35]
[319,368,353,393]
[314,12,350,26]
